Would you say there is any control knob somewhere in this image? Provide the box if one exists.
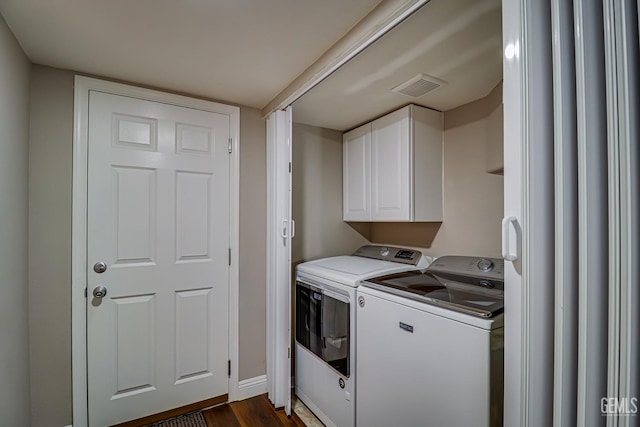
[477,259,494,272]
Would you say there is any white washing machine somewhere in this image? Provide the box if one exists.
[356,256,505,427]
[295,245,431,427]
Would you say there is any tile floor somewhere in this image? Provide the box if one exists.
[292,397,324,427]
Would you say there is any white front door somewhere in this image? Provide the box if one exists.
[86,90,231,426]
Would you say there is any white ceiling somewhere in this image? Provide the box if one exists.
[293,0,503,131]
[0,0,381,109]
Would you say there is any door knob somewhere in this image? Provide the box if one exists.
[93,261,107,274]
[93,286,108,299]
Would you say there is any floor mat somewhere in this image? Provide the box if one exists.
[150,411,207,427]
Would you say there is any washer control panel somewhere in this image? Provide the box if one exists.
[476,258,494,272]
[428,256,504,281]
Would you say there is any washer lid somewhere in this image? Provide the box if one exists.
[297,255,421,287]
[364,270,504,318]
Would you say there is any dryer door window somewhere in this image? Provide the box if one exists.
[322,294,350,376]
[296,283,323,355]
[295,281,350,377]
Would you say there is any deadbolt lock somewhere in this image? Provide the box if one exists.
[93,262,107,274]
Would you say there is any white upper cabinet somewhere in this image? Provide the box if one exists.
[343,105,443,222]
[371,107,412,220]
[343,123,372,221]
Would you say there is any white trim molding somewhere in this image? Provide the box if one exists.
[237,375,268,401]
[71,76,241,424]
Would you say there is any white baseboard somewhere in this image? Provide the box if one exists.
[237,374,267,401]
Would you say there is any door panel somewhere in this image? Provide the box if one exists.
[174,288,214,383]
[112,166,157,264]
[176,171,213,261]
[87,91,230,426]
[370,107,411,221]
[343,123,371,221]
[112,294,156,398]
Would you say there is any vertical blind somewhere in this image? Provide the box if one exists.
[549,0,639,426]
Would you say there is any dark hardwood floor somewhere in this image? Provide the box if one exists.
[203,394,306,427]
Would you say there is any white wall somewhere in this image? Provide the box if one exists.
[0,13,32,425]
[292,123,370,263]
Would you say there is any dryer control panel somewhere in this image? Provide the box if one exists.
[352,245,428,267]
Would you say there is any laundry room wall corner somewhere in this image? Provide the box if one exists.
[28,65,75,427]
[0,14,31,426]
[238,105,268,381]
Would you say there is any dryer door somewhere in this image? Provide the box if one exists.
[322,290,350,377]
[296,281,350,377]
[296,282,323,355]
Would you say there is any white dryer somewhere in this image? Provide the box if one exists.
[295,246,431,427]
[356,256,505,427]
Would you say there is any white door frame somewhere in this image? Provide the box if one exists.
[71,76,241,425]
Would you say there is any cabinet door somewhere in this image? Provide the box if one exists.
[343,123,371,221]
[371,106,411,221]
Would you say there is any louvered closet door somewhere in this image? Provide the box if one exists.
[86,91,230,426]
[550,0,640,426]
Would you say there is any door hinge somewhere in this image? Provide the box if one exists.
[228,138,232,154]
[228,248,231,266]
[289,162,291,173]
[228,360,231,377]
[84,288,88,298]
[288,347,291,359]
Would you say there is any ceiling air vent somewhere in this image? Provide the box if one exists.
[392,73,447,98]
